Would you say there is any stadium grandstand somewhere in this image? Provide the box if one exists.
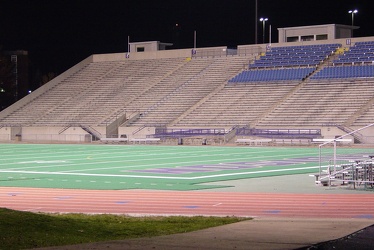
[1,28,374,146]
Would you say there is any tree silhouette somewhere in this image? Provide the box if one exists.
[0,47,16,111]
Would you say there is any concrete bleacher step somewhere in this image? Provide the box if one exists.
[2,48,374,131]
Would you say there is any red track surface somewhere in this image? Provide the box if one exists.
[1,187,374,219]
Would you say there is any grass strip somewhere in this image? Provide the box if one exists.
[0,208,247,249]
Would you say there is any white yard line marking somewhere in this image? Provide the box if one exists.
[18,160,68,164]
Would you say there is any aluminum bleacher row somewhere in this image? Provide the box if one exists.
[2,40,374,133]
[0,55,254,127]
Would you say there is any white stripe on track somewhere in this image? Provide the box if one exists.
[0,166,319,180]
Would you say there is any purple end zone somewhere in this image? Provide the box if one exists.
[130,152,370,175]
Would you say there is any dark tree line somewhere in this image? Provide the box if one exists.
[0,48,15,111]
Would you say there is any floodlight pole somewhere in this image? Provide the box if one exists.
[260,18,268,44]
[128,36,130,52]
[269,24,272,45]
[126,36,130,58]
[194,30,197,49]
[255,0,258,44]
[348,9,358,36]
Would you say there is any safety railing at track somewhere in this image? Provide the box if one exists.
[317,122,374,188]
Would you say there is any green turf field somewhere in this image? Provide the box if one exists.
[0,144,372,191]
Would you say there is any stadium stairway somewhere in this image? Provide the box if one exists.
[344,95,374,127]
[129,55,253,127]
[250,79,308,128]
[99,58,192,126]
[167,81,228,127]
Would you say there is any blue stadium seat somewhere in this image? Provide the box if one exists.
[228,67,316,83]
[311,65,374,79]
[334,41,374,65]
[250,43,340,68]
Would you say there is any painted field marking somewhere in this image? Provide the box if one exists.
[56,151,320,173]
[7,192,22,196]
[4,148,296,171]
[0,165,320,180]
[10,148,364,175]
[2,144,369,190]
[18,160,68,164]
[1,147,230,164]
[116,201,130,205]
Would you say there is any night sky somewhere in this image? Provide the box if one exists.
[1,0,373,76]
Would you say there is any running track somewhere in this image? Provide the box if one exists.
[1,187,374,219]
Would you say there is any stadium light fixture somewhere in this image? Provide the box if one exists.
[348,9,358,37]
[348,9,358,26]
[259,18,268,44]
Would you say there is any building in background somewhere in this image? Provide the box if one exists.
[278,24,359,43]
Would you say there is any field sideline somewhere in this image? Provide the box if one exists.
[0,143,371,191]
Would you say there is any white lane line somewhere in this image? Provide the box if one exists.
[0,166,320,180]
